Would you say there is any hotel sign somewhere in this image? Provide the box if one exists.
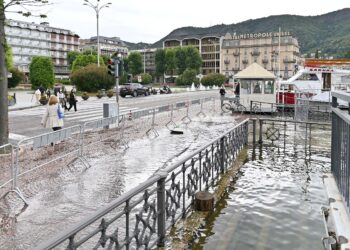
[233,31,291,40]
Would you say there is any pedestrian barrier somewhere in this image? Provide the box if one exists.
[33,119,249,250]
[0,143,27,203]
[0,97,219,205]
[13,125,84,202]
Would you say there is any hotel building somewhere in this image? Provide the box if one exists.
[5,19,80,78]
[221,31,301,79]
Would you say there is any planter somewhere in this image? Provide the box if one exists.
[82,95,89,100]
[39,99,48,105]
[106,90,114,98]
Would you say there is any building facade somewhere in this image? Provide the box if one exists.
[221,31,300,79]
[130,48,157,76]
[80,36,128,58]
[163,35,221,75]
[5,19,80,78]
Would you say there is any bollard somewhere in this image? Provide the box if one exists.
[157,172,167,247]
[220,136,226,173]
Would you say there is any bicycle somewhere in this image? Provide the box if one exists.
[221,96,247,114]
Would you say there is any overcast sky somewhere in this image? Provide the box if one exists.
[5,0,350,43]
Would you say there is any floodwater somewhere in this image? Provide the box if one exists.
[191,123,331,250]
[0,114,238,249]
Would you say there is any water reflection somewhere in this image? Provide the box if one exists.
[191,123,331,250]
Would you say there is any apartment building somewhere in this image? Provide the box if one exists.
[129,48,157,75]
[5,19,80,78]
[80,36,128,58]
[221,31,301,79]
[163,35,221,75]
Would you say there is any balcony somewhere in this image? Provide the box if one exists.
[251,51,260,56]
[262,58,269,64]
[224,59,230,65]
[233,51,240,56]
[242,59,249,64]
[283,58,297,63]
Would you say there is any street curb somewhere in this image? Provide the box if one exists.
[9,104,41,112]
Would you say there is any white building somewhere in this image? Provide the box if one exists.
[5,19,80,78]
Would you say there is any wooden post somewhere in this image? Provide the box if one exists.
[194,191,214,211]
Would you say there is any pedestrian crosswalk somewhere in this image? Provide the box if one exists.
[9,99,139,123]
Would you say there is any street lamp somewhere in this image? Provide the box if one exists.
[83,0,112,67]
[143,47,147,74]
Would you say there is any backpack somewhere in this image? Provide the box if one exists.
[57,104,64,119]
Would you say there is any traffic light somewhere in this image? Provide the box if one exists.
[107,58,115,76]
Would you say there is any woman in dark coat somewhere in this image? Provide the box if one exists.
[67,90,78,112]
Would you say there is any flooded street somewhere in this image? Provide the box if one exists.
[0,114,238,249]
[192,122,331,250]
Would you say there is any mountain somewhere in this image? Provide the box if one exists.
[123,41,152,50]
[151,8,350,57]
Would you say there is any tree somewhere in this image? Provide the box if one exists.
[141,73,152,84]
[1,0,50,145]
[8,67,25,88]
[70,64,114,92]
[175,47,187,75]
[343,51,350,59]
[315,49,319,59]
[155,49,166,82]
[128,52,142,76]
[5,43,13,69]
[165,49,176,77]
[71,54,104,72]
[185,47,202,73]
[29,56,54,90]
[175,69,199,86]
[201,73,225,86]
[67,51,81,70]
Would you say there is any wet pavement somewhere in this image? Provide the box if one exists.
[191,123,331,250]
[0,114,238,249]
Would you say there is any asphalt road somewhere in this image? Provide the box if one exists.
[9,90,219,138]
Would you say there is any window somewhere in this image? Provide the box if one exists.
[264,81,274,94]
[240,80,251,95]
[252,81,262,94]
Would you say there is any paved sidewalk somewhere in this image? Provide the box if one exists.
[8,90,41,111]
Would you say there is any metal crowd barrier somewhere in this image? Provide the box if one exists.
[0,97,218,205]
[33,119,249,250]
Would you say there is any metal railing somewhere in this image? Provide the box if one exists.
[33,119,249,249]
[331,91,350,213]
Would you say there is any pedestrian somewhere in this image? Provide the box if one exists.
[46,89,51,98]
[67,90,77,112]
[39,86,45,95]
[219,86,226,108]
[41,95,64,133]
[58,90,67,110]
[234,82,240,97]
[34,88,41,104]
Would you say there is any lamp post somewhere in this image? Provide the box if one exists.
[83,0,111,67]
[143,47,147,74]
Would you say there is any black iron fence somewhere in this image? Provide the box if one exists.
[331,91,350,212]
[33,119,249,249]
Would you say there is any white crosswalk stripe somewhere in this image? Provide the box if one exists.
[10,100,139,123]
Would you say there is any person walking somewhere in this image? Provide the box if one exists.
[41,95,64,133]
[34,88,41,104]
[219,85,226,108]
[58,90,67,110]
[67,90,77,112]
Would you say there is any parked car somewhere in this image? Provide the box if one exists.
[119,83,150,97]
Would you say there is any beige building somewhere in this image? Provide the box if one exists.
[80,36,128,57]
[221,31,300,79]
[163,35,221,75]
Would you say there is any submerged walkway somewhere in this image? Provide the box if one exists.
[194,122,331,250]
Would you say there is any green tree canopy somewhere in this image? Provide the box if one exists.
[185,47,202,73]
[70,64,114,92]
[67,51,81,70]
[29,56,54,90]
[5,43,13,70]
[343,51,350,59]
[155,49,166,78]
[71,54,104,72]
[201,73,225,86]
[175,47,187,75]
[141,73,152,84]
[165,49,176,76]
[128,52,143,76]
[8,67,25,88]
[175,69,199,86]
